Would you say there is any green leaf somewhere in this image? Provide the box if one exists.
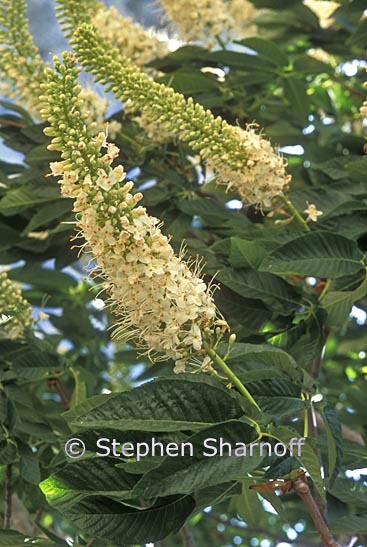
[22,199,72,234]
[328,477,367,507]
[8,264,78,291]
[18,440,41,484]
[159,69,218,95]
[64,495,195,545]
[132,420,261,497]
[0,223,19,251]
[283,77,310,124]
[0,341,65,378]
[41,457,138,511]
[0,100,35,125]
[0,439,18,465]
[260,232,364,279]
[256,396,305,418]
[0,390,8,422]
[70,367,88,408]
[237,37,289,67]
[25,144,60,164]
[229,237,267,269]
[226,343,303,383]
[321,406,342,485]
[65,377,243,432]
[330,514,367,534]
[236,479,264,527]
[217,268,299,314]
[0,186,61,216]
[322,273,367,326]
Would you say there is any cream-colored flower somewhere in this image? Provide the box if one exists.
[159,0,258,46]
[91,5,168,66]
[0,0,120,132]
[0,272,33,339]
[41,53,222,371]
[303,0,340,28]
[73,25,291,208]
[0,0,46,117]
[304,202,323,222]
[208,124,291,207]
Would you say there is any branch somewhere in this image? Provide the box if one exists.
[3,464,12,529]
[11,495,38,536]
[85,537,96,547]
[181,526,195,547]
[47,377,70,410]
[293,476,340,547]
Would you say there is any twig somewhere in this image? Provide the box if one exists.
[293,475,340,547]
[85,537,96,547]
[0,117,26,128]
[281,196,311,232]
[181,526,195,547]
[203,343,261,411]
[308,326,330,516]
[3,464,12,528]
[47,377,70,410]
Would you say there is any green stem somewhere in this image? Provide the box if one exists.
[319,279,331,302]
[303,407,309,438]
[281,196,311,232]
[203,343,261,411]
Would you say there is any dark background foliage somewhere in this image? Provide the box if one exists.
[0,1,366,546]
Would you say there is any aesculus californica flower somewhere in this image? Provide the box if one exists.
[0,271,33,339]
[0,0,45,117]
[72,24,291,208]
[40,52,222,372]
[56,0,167,67]
[0,0,120,135]
[159,0,258,47]
[303,202,323,223]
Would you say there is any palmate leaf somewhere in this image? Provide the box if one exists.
[40,457,138,511]
[132,420,261,498]
[328,477,367,508]
[217,268,300,314]
[321,405,343,485]
[330,514,367,534]
[322,273,367,326]
[65,377,243,432]
[64,495,195,545]
[260,232,364,279]
[226,343,303,383]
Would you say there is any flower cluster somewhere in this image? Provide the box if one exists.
[91,5,168,66]
[0,272,32,339]
[57,0,167,67]
[208,125,291,207]
[0,0,119,132]
[41,53,220,371]
[159,0,258,46]
[303,0,340,28]
[79,87,121,139]
[0,0,46,117]
[72,24,290,207]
